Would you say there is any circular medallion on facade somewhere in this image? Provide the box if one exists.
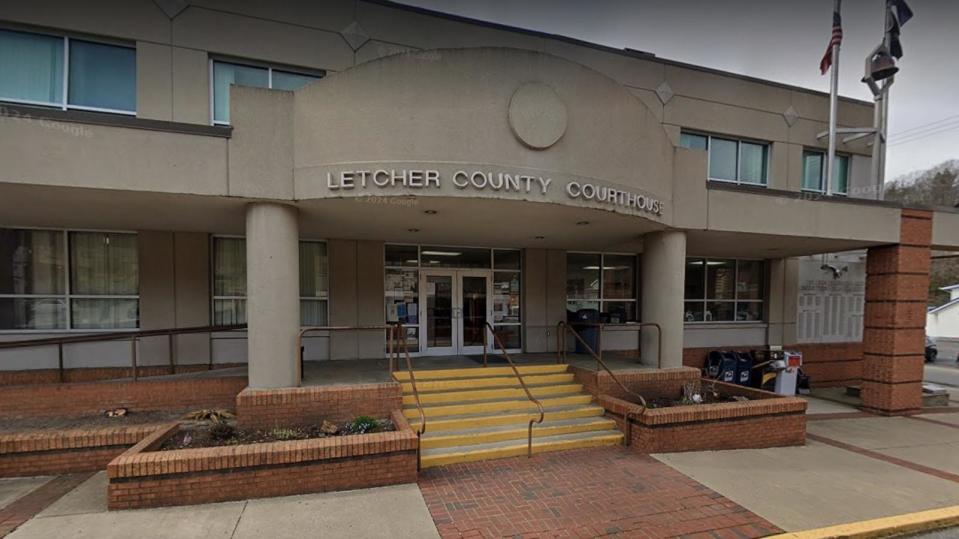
[508,82,567,150]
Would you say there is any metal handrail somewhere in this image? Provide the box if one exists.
[482,321,545,458]
[0,324,247,382]
[295,325,399,381]
[556,321,647,446]
[597,322,664,369]
[393,323,427,470]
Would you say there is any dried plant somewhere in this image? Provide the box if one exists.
[184,408,235,424]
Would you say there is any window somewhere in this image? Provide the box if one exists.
[684,258,764,323]
[802,150,849,195]
[566,253,637,323]
[210,237,328,326]
[679,132,769,186]
[211,60,323,124]
[492,249,521,349]
[0,29,135,113]
[0,228,139,330]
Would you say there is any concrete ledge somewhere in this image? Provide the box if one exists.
[767,504,959,538]
[0,424,165,477]
[106,414,418,510]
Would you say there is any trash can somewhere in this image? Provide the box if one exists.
[573,308,600,354]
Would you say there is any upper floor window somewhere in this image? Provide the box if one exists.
[680,132,769,186]
[684,258,764,323]
[0,228,139,331]
[802,150,849,195]
[211,60,323,124]
[0,29,135,114]
[566,252,637,323]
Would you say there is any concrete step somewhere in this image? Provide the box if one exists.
[420,417,618,449]
[392,364,568,381]
[420,430,624,468]
[401,373,575,392]
[408,404,606,432]
[402,383,584,405]
[403,393,593,419]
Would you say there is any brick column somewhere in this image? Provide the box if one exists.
[861,209,932,415]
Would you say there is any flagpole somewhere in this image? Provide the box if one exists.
[826,0,842,197]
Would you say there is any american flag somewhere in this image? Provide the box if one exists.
[819,9,843,75]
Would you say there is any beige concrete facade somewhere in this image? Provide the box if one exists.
[0,0,957,380]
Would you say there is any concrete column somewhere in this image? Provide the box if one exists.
[246,202,300,388]
[861,209,932,415]
[640,230,687,368]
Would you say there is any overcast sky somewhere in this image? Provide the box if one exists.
[399,0,959,182]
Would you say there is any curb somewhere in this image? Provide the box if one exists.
[766,505,959,538]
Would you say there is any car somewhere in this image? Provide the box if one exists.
[925,337,938,363]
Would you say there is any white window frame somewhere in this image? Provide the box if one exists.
[208,58,324,126]
[565,251,638,322]
[210,235,330,327]
[684,258,765,324]
[0,27,136,115]
[681,131,770,187]
[0,226,140,333]
[802,149,850,196]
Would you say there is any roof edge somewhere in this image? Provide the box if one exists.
[373,0,874,107]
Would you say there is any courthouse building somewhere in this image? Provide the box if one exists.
[1,0,958,421]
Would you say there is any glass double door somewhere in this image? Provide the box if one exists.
[420,270,491,356]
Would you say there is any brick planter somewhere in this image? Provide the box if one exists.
[570,366,701,401]
[107,410,418,510]
[235,382,402,429]
[0,424,163,477]
[599,381,807,453]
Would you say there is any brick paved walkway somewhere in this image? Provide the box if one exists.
[0,473,92,537]
[418,447,781,538]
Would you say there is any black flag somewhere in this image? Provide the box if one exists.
[887,0,913,59]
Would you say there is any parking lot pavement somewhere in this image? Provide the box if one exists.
[655,415,959,532]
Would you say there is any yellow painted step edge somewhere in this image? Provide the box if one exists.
[402,384,583,405]
[420,433,624,468]
[766,505,959,539]
[402,373,575,391]
[403,394,593,418]
[393,364,567,380]
[421,419,617,449]
[410,406,605,432]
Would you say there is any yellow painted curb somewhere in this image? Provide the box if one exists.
[767,505,959,539]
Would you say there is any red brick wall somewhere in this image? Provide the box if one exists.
[0,377,247,419]
[629,413,806,453]
[0,364,244,386]
[570,366,700,402]
[599,382,807,453]
[861,208,932,415]
[236,383,403,429]
[107,420,418,510]
[0,425,160,477]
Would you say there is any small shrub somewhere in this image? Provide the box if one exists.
[345,415,379,434]
[184,409,235,424]
[269,427,301,441]
[209,422,236,441]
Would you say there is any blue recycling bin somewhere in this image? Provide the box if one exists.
[572,308,600,354]
[735,351,753,386]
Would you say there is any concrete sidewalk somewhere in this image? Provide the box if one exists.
[655,401,959,532]
[3,474,439,539]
